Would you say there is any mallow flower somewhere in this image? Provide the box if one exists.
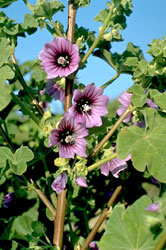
[68,83,109,128]
[38,37,80,79]
[3,192,15,208]
[76,177,88,188]
[117,91,132,122]
[51,172,68,194]
[145,202,161,212]
[46,79,65,103]
[100,154,131,178]
[49,115,88,158]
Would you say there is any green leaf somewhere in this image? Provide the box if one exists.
[0,146,13,162]
[10,146,34,175]
[11,241,18,250]
[15,146,34,164]
[34,0,64,20]
[150,89,166,109]
[93,43,143,74]
[31,221,45,236]
[128,84,147,107]
[23,14,38,29]
[0,65,15,82]
[117,108,166,182]
[0,38,11,67]
[11,206,38,239]
[99,195,157,250]
[0,82,12,111]
[0,0,17,8]
[123,57,138,66]
[69,0,90,7]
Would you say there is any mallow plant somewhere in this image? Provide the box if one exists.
[0,0,166,249]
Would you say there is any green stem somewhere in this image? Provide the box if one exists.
[46,24,57,38]
[50,18,64,37]
[11,92,42,127]
[81,3,115,64]
[88,153,117,172]
[42,157,57,208]
[23,0,34,13]
[11,42,44,117]
[101,72,120,89]
[88,105,135,160]
[0,123,15,152]
[154,231,166,250]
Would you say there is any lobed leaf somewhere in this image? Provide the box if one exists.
[0,38,11,67]
[117,108,166,182]
[149,89,166,110]
[99,196,158,250]
[128,84,147,107]
[34,0,64,20]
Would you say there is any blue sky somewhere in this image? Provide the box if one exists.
[3,0,166,100]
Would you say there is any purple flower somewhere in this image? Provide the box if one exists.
[146,99,158,109]
[89,241,99,250]
[117,91,132,123]
[39,89,45,96]
[46,80,65,103]
[51,172,68,194]
[145,202,161,212]
[101,154,131,178]
[38,37,80,79]
[68,84,109,128]
[49,115,88,158]
[76,177,88,188]
[3,192,15,208]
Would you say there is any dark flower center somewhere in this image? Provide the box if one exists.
[56,54,70,67]
[76,98,92,114]
[59,130,75,145]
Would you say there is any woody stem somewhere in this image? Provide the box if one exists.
[53,3,77,250]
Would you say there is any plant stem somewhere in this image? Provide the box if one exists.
[80,185,122,250]
[50,18,64,37]
[154,231,166,250]
[88,105,135,160]
[81,3,115,64]
[101,72,120,89]
[0,123,15,152]
[23,0,34,13]
[11,46,44,117]
[53,189,67,248]
[88,153,117,172]
[11,92,42,127]
[53,3,77,249]
[42,157,57,208]
[30,179,56,217]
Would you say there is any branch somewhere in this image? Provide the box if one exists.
[10,48,44,117]
[80,185,122,250]
[30,179,56,218]
[87,105,135,160]
[81,3,115,64]
[100,72,120,89]
[53,3,77,249]
[0,123,15,153]
[11,92,42,127]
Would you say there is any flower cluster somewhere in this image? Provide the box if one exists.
[39,37,131,193]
